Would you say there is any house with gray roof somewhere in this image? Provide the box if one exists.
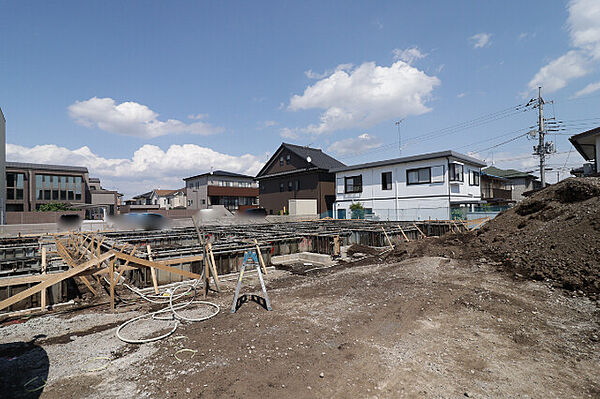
[481,166,541,202]
[332,150,486,221]
[255,143,345,215]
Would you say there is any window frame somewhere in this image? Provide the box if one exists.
[449,163,464,182]
[406,167,432,185]
[344,175,363,193]
[470,170,480,186]
[279,156,284,166]
[381,171,392,190]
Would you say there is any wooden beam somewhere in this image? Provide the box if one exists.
[397,225,410,242]
[157,255,204,265]
[413,223,427,238]
[254,239,268,276]
[0,252,113,312]
[381,226,394,250]
[0,274,50,288]
[111,251,203,280]
[207,243,221,291]
[146,244,159,294]
[41,246,47,310]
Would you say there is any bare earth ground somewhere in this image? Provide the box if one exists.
[1,256,599,398]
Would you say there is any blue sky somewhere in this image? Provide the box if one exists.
[1,0,599,197]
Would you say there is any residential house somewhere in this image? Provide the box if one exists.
[184,170,258,212]
[86,177,123,219]
[255,143,345,216]
[480,170,514,205]
[569,126,600,175]
[165,189,186,209]
[332,151,485,221]
[481,166,541,201]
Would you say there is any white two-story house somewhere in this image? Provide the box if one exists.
[331,150,486,221]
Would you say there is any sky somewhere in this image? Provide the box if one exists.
[1,0,599,197]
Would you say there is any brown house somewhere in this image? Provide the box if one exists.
[255,143,345,216]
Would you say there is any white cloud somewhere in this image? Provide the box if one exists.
[457,92,466,98]
[392,47,426,64]
[573,80,600,97]
[288,60,440,135]
[188,113,208,120]
[304,64,353,80]
[527,50,589,93]
[259,120,278,128]
[68,97,223,138]
[526,0,600,94]
[280,127,299,139]
[328,133,381,156]
[7,143,264,198]
[469,33,492,49]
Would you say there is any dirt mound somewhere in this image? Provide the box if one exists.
[387,178,600,298]
[476,178,600,296]
[347,244,387,256]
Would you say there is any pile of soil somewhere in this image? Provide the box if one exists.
[477,177,600,296]
[389,178,600,298]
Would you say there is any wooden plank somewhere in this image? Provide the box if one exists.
[146,244,159,294]
[381,226,394,250]
[397,225,410,242]
[207,243,221,291]
[413,223,427,238]
[112,251,203,280]
[0,274,51,287]
[0,252,113,312]
[253,239,268,275]
[41,247,47,310]
[109,252,115,311]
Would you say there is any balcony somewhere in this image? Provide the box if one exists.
[481,187,512,200]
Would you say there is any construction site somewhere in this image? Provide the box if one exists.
[0,177,598,398]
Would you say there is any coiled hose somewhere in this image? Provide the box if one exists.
[115,277,219,344]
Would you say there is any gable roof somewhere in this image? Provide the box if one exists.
[152,189,179,197]
[256,143,345,177]
[331,150,486,173]
[183,170,254,181]
[482,166,538,180]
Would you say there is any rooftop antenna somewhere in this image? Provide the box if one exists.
[395,119,405,156]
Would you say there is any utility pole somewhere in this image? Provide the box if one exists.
[536,87,546,187]
[395,119,404,156]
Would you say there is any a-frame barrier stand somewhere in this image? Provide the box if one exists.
[230,250,272,313]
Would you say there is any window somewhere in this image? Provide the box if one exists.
[286,154,291,164]
[381,172,392,190]
[279,156,284,166]
[295,180,300,191]
[431,166,445,183]
[449,163,464,182]
[288,181,293,191]
[344,175,362,193]
[470,171,480,186]
[407,167,431,185]
[279,183,284,192]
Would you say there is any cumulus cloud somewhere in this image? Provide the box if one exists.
[288,60,440,135]
[328,133,382,156]
[527,0,600,94]
[528,51,589,93]
[260,120,278,128]
[469,33,492,49]
[392,47,426,64]
[7,143,264,198]
[573,80,600,97]
[68,97,224,138]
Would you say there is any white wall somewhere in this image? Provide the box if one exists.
[334,156,482,221]
[596,135,600,173]
[288,199,317,215]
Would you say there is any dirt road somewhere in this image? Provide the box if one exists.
[1,256,599,398]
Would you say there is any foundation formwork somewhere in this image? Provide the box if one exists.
[0,219,468,313]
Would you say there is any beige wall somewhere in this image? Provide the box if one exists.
[6,210,85,224]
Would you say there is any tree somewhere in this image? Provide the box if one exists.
[38,202,72,212]
[349,202,365,219]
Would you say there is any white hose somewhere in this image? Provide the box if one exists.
[115,278,220,344]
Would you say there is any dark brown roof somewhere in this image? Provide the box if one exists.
[256,143,345,178]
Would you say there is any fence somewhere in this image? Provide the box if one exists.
[337,205,512,222]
